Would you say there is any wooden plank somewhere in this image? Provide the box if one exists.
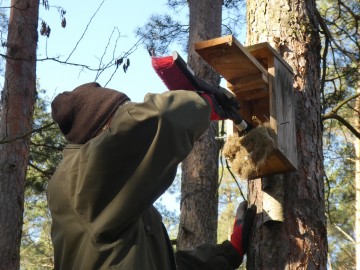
[246,42,294,74]
[271,58,298,169]
[262,175,285,223]
[194,35,269,86]
[248,150,297,180]
[227,72,268,92]
[231,88,268,101]
[237,97,270,125]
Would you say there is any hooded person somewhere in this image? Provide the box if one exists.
[47,82,255,270]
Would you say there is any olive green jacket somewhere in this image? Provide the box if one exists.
[47,90,241,270]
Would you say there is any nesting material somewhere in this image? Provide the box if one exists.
[223,121,276,179]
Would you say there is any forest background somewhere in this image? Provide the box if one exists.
[0,0,359,269]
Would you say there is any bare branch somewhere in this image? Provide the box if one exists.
[331,221,355,243]
[322,112,360,139]
[338,0,360,22]
[315,8,358,63]
[326,92,360,115]
[65,0,105,62]
[0,122,56,144]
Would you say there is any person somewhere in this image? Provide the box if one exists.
[47,82,255,270]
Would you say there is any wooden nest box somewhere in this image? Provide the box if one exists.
[195,35,298,179]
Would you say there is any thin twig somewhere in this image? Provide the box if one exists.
[0,122,56,144]
[65,0,105,62]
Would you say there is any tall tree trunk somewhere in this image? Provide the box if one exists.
[355,67,360,270]
[177,0,222,249]
[246,0,327,269]
[0,0,39,269]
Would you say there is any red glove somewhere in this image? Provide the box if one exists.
[231,220,245,256]
[201,93,225,121]
[230,201,256,257]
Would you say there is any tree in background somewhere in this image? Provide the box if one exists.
[324,128,356,268]
[137,0,247,250]
[0,0,39,269]
[217,161,247,244]
[20,89,65,269]
[0,7,8,77]
[176,0,223,249]
[318,0,359,268]
[155,173,181,240]
[21,191,53,270]
[245,0,327,268]
[356,77,360,270]
[136,0,245,55]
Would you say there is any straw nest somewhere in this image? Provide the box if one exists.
[223,121,276,179]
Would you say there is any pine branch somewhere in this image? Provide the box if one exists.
[322,113,360,139]
[322,93,360,139]
[315,8,357,63]
[327,93,360,114]
[0,122,56,144]
[327,215,355,244]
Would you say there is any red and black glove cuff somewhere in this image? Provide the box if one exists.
[201,94,224,121]
[230,219,245,257]
[230,203,257,258]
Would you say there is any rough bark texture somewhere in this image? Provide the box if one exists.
[356,71,360,270]
[246,0,327,269]
[0,1,39,269]
[177,0,222,250]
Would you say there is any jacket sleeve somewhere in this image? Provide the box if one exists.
[175,240,243,270]
[66,90,211,241]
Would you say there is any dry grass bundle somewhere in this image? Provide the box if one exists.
[223,122,276,179]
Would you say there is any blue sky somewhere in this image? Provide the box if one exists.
[2,0,246,101]
[35,0,186,102]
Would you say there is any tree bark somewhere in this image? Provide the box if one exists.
[0,0,39,269]
[355,67,360,270]
[177,0,222,249]
[246,0,327,269]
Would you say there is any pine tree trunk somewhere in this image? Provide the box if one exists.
[246,0,327,269]
[0,1,39,269]
[177,0,222,249]
[355,68,360,270]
